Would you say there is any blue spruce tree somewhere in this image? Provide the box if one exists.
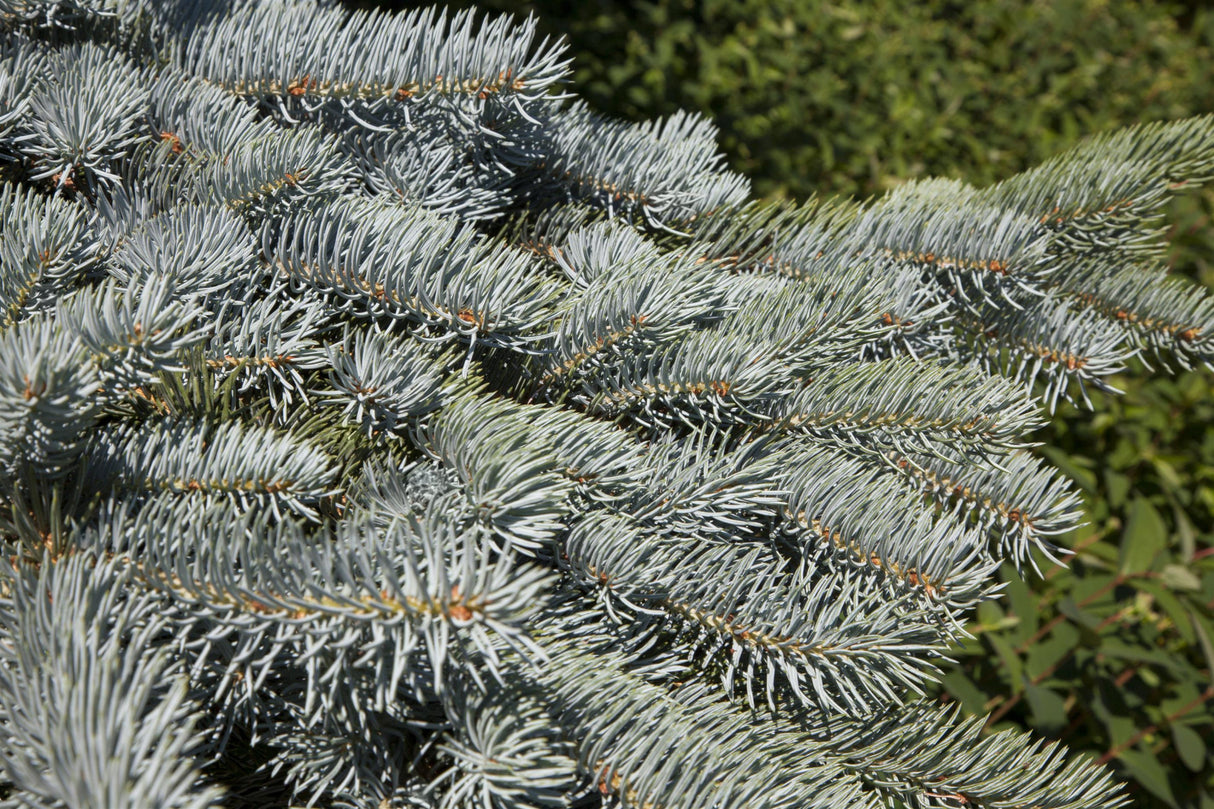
[0,1,1211,806]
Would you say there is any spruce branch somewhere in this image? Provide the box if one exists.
[434,681,582,809]
[0,2,1206,804]
[888,448,1084,569]
[421,395,574,555]
[108,202,258,298]
[86,499,555,706]
[23,43,148,194]
[580,328,796,430]
[59,276,208,391]
[0,182,97,329]
[203,274,332,411]
[83,416,341,519]
[1060,260,1214,369]
[0,553,223,809]
[541,102,750,230]
[550,218,664,288]
[564,511,953,716]
[319,326,450,437]
[0,316,98,481]
[181,3,569,106]
[776,442,996,613]
[346,128,520,222]
[776,357,1044,458]
[540,252,728,385]
[956,292,1132,411]
[146,66,277,160]
[273,195,562,348]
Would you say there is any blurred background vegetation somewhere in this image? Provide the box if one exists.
[362,0,1214,804]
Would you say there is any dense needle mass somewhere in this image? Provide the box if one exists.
[0,1,1210,807]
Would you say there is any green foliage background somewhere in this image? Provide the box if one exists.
[360,0,1214,804]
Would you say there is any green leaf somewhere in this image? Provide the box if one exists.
[1058,596,1103,631]
[1002,568,1038,646]
[1172,724,1207,772]
[1104,469,1130,508]
[1192,613,1214,677]
[1151,456,1184,492]
[1024,682,1067,735]
[1162,681,1206,717]
[1119,496,1166,574]
[1159,563,1202,592]
[1135,579,1196,642]
[1097,638,1184,674]
[987,634,1024,693]
[940,671,988,717]
[976,599,1005,629]
[1093,679,1136,746]
[1117,749,1178,808]
[1026,621,1080,680]
[1169,500,1198,562]
[1039,447,1097,493]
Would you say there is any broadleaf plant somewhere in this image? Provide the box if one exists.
[0,1,1211,807]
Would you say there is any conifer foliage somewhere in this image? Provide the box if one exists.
[0,1,1211,806]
